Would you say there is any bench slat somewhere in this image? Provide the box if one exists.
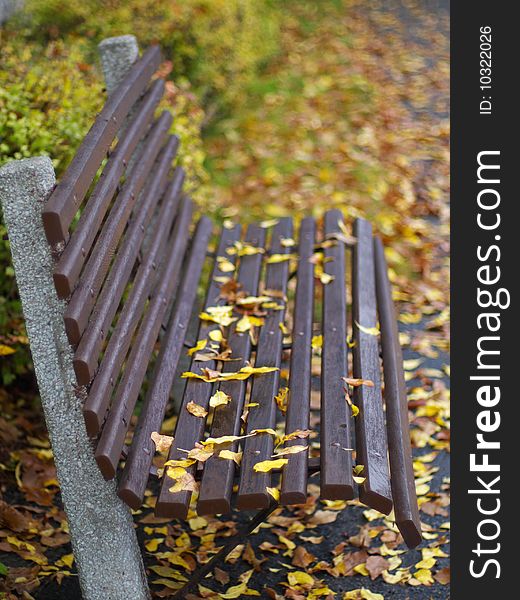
[196,224,266,516]
[116,217,215,507]
[374,237,421,546]
[92,204,200,477]
[53,79,165,299]
[83,190,189,437]
[154,224,243,518]
[63,113,174,345]
[73,166,184,386]
[352,218,392,514]
[236,218,293,510]
[320,209,354,500]
[280,217,315,504]
[42,46,163,246]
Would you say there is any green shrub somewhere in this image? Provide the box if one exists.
[15,0,281,114]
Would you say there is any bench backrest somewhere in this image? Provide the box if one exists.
[41,46,207,443]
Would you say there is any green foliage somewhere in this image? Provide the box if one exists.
[17,0,282,113]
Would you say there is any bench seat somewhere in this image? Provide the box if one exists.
[39,46,421,549]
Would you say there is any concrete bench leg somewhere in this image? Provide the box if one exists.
[0,157,150,599]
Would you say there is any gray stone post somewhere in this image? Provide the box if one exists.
[0,158,150,598]
[98,35,140,95]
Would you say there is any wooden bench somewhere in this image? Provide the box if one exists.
[1,37,420,599]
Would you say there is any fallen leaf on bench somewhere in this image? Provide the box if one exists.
[209,329,224,342]
[227,241,265,257]
[168,470,197,494]
[354,464,365,477]
[187,339,207,356]
[355,321,380,336]
[278,322,289,335]
[182,445,214,462]
[251,428,277,437]
[236,315,264,333]
[253,458,288,472]
[209,390,231,408]
[344,390,360,417]
[151,432,174,453]
[266,487,280,501]
[317,268,335,285]
[164,459,195,469]
[267,253,296,264]
[354,476,366,484]
[260,219,279,228]
[280,237,296,248]
[343,377,375,388]
[216,257,236,273]
[262,301,284,310]
[273,445,308,457]
[186,401,208,418]
[274,386,289,413]
[203,433,254,446]
[280,429,312,443]
[219,450,242,464]
[199,305,237,327]
[182,365,278,383]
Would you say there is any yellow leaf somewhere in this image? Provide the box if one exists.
[188,516,208,531]
[200,305,237,327]
[354,464,365,476]
[311,335,323,350]
[145,538,164,552]
[253,458,288,472]
[413,568,434,585]
[353,476,366,484]
[279,322,289,335]
[267,253,296,264]
[343,589,384,600]
[216,257,236,273]
[351,404,360,417]
[281,237,296,248]
[209,329,223,342]
[280,429,312,443]
[186,401,208,418]
[355,321,380,336]
[219,449,243,464]
[203,434,253,446]
[267,487,280,501]
[320,271,334,285]
[209,390,232,408]
[187,339,207,356]
[273,445,308,456]
[164,459,195,469]
[274,387,289,413]
[260,219,279,228]
[0,344,15,356]
[236,315,264,333]
[353,563,369,576]
[152,578,183,590]
[343,377,375,388]
[151,432,174,453]
[251,428,277,437]
[287,571,314,588]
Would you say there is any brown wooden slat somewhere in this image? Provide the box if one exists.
[352,218,392,514]
[154,224,244,518]
[73,162,183,386]
[320,209,354,500]
[280,217,316,505]
[63,113,173,345]
[83,193,192,437]
[374,237,421,547]
[53,79,165,299]
[195,225,267,516]
[116,217,214,504]
[42,46,163,247]
[236,218,293,510]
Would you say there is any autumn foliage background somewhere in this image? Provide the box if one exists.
[1,1,449,598]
